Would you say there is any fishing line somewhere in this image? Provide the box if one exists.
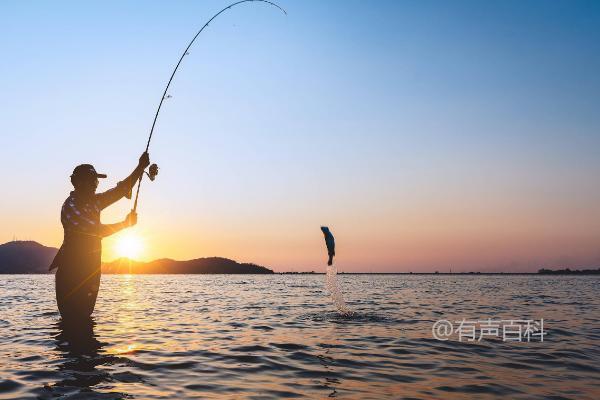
[132,0,287,212]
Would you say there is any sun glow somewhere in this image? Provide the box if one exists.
[115,232,144,260]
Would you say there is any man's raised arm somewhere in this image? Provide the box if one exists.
[97,152,150,209]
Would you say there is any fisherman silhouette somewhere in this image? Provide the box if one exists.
[49,152,151,320]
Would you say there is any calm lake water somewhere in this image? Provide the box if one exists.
[0,274,598,399]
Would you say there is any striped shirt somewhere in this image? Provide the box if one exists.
[49,181,131,271]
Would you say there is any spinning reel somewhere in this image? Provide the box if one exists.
[145,163,159,181]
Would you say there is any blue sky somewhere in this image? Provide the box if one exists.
[1,1,599,271]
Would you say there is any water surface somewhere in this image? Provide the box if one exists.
[0,274,598,399]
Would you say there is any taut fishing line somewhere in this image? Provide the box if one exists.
[132,2,353,317]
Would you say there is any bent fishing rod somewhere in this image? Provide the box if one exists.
[132,0,286,212]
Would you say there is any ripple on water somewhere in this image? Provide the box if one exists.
[298,310,395,324]
[0,379,23,393]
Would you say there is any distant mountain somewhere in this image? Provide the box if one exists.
[102,257,273,274]
[0,241,58,273]
[0,240,273,274]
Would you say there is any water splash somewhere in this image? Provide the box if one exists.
[326,264,351,315]
[320,226,351,315]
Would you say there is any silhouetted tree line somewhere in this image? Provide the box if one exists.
[538,268,600,275]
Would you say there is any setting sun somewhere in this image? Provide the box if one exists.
[115,232,144,260]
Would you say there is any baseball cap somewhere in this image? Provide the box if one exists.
[71,164,107,180]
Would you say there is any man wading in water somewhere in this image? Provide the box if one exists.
[49,152,151,320]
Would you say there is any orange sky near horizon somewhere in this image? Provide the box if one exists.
[4,178,599,273]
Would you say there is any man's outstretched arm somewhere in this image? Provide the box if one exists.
[62,209,137,239]
[97,152,151,209]
[98,211,137,238]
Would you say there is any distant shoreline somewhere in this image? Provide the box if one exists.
[1,271,599,275]
[1,240,598,275]
[279,269,600,275]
